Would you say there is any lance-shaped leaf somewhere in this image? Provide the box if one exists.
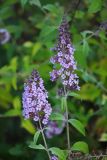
[50,113,65,121]
[71,141,89,154]
[68,119,86,136]
[33,130,41,144]
[49,147,67,160]
[29,142,45,150]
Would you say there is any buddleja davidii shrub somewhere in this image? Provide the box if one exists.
[22,16,88,160]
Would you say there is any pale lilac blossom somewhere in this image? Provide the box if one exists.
[22,70,52,125]
[51,155,58,160]
[0,29,10,44]
[50,16,80,91]
[45,120,65,139]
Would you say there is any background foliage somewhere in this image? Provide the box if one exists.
[0,0,107,159]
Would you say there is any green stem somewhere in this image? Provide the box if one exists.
[39,119,51,160]
[65,96,70,151]
[64,87,70,151]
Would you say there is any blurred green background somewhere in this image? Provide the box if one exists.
[0,0,107,159]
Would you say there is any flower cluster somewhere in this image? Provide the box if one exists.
[0,29,10,44]
[22,70,52,125]
[51,155,58,160]
[45,120,65,139]
[50,16,80,90]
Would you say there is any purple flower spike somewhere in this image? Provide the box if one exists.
[50,16,80,91]
[45,120,65,139]
[51,155,58,160]
[0,29,10,44]
[22,70,52,125]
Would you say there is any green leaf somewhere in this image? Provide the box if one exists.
[21,0,28,7]
[0,6,13,20]
[38,65,51,80]
[88,0,102,13]
[6,25,22,34]
[61,97,65,111]
[61,97,67,111]
[33,130,41,144]
[99,31,107,40]
[10,57,17,72]
[71,141,89,154]
[30,0,41,8]
[80,32,90,62]
[78,83,101,101]
[82,72,97,83]
[32,42,41,56]
[50,113,65,121]
[0,88,12,107]
[21,119,36,134]
[68,119,86,136]
[99,133,107,142]
[43,4,57,13]
[68,92,81,98]
[13,97,21,110]
[40,26,56,38]
[23,41,33,48]
[75,44,87,68]
[2,0,17,6]
[9,144,23,156]
[4,109,21,117]
[75,11,84,19]
[82,39,89,57]
[49,147,67,160]
[12,76,17,90]
[29,143,45,150]
[81,30,93,38]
